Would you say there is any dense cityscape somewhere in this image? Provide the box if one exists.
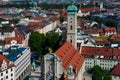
[0,0,120,80]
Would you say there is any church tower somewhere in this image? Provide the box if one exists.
[67,0,78,49]
[100,0,104,11]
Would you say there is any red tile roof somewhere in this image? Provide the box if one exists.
[83,29,104,36]
[61,9,67,15]
[104,27,116,33]
[4,37,22,44]
[4,29,23,44]
[30,16,48,21]
[95,40,109,46]
[55,41,84,73]
[81,46,120,60]
[79,7,100,13]
[0,54,9,66]
[0,54,14,72]
[110,64,120,76]
[110,34,120,41]
[28,22,43,30]
[83,27,116,36]
[0,15,10,20]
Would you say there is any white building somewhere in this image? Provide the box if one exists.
[0,28,15,40]
[39,21,57,34]
[81,46,120,71]
[2,46,31,80]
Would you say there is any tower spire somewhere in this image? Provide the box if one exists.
[71,0,74,5]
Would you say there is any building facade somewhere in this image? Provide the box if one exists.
[0,54,15,80]
[81,46,120,71]
[1,46,31,80]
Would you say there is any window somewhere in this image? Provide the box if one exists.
[1,78,3,80]
[1,73,3,76]
[11,79,13,80]
[71,21,72,23]
[6,76,8,79]
[11,73,13,76]
[11,68,13,71]
[6,70,8,74]
[70,25,72,30]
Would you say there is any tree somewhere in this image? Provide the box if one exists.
[29,31,60,57]
[91,65,112,80]
[29,31,45,56]
[44,32,60,54]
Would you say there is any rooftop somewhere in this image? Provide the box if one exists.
[0,54,14,72]
[81,46,120,60]
[110,64,120,76]
[55,41,84,73]
[2,46,26,62]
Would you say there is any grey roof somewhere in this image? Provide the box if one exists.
[16,25,30,40]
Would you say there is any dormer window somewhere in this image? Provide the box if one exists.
[1,60,7,71]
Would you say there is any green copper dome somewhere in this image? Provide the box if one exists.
[67,0,78,14]
[68,65,73,70]
[67,5,78,11]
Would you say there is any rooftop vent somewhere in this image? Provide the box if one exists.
[100,56,104,58]
[3,52,9,56]
[10,46,18,50]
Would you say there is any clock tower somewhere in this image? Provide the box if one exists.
[67,0,78,49]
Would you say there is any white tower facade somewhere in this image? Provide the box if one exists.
[67,0,78,49]
[100,1,103,10]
